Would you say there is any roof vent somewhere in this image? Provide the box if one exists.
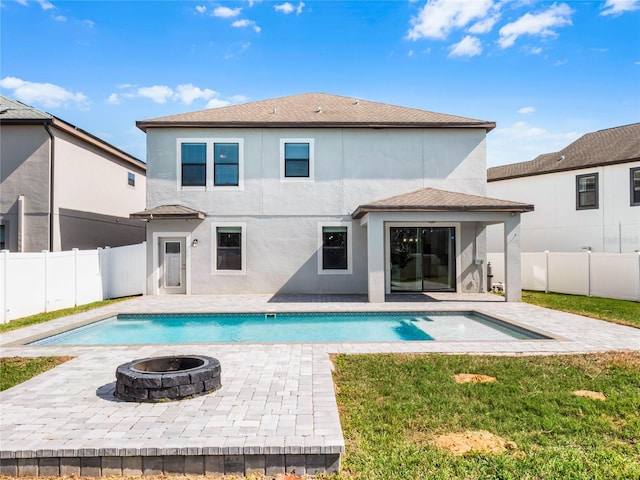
[353,99,359,105]
[316,106,322,113]
[558,155,565,161]
[272,108,277,114]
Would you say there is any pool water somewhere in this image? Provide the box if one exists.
[30,311,548,345]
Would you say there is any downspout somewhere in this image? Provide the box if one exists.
[43,121,55,251]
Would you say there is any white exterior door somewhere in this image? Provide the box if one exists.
[159,237,186,294]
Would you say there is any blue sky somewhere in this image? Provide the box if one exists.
[1,0,639,166]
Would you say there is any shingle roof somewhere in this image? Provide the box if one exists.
[352,187,534,218]
[130,205,206,220]
[0,95,52,122]
[137,92,495,131]
[488,123,640,181]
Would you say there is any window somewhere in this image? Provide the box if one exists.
[0,225,5,250]
[127,172,135,187]
[212,223,246,274]
[318,223,352,274]
[181,143,207,187]
[631,167,640,206]
[281,138,314,181]
[177,138,243,190]
[576,173,599,210]
[214,143,239,186]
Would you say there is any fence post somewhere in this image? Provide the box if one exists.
[73,248,79,307]
[1,250,7,324]
[587,250,592,297]
[42,250,49,313]
[544,250,549,293]
[637,252,640,302]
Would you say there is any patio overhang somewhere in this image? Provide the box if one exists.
[352,188,534,219]
[130,205,206,221]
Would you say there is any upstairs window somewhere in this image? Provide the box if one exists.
[0,225,5,250]
[576,173,598,210]
[127,172,135,187]
[181,143,207,187]
[281,138,314,181]
[214,143,239,186]
[631,167,640,206]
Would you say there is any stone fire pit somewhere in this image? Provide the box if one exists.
[115,355,221,402]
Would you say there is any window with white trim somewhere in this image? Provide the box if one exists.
[631,167,640,206]
[177,138,244,190]
[576,173,598,210]
[127,172,136,187]
[281,138,314,181]
[318,222,352,274]
[212,223,246,274]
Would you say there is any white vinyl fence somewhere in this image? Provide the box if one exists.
[487,251,640,302]
[0,242,146,323]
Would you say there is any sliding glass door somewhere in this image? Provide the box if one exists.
[390,227,456,292]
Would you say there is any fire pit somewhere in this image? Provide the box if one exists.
[115,355,221,402]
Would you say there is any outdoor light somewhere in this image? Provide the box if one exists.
[192,239,199,248]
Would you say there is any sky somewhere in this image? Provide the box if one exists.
[1,0,639,166]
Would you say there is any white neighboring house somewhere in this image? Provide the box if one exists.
[0,95,147,252]
[132,93,533,302]
[487,123,640,254]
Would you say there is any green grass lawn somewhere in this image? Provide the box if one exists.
[331,352,640,480]
[0,356,73,391]
[0,296,134,334]
[522,290,640,328]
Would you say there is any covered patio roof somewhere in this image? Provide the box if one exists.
[130,204,205,220]
[352,187,534,219]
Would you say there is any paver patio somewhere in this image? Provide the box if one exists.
[1,294,639,477]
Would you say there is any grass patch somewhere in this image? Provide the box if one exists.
[0,356,73,391]
[0,296,134,334]
[522,290,640,328]
[332,352,640,479]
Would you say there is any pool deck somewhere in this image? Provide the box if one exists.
[1,293,639,477]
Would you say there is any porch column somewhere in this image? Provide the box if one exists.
[503,213,522,302]
[366,215,385,303]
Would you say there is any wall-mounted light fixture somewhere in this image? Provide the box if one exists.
[192,239,199,248]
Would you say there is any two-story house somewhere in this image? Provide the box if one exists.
[133,93,532,302]
[487,123,640,253]
[0,95,147,252]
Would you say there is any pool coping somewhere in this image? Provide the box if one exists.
[1,293,639,477]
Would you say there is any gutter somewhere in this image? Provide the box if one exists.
[43,121,54,251]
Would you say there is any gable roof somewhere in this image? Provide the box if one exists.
[136,92,495,132]
[488,123,640,182]
[0,95,145,171]
[352,187,534,219]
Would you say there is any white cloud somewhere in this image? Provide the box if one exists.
[175,84,218,105]
[275,2,305,14]
[137,85,174,104]
[206,98,231,109]
[448,35,482,57]
[213,6,242,18]
[232,19,261,32]
[495,121,576,140]
[36,0,54,10]
[528,46,543,54]
[82,19,95,28]
[468,14,499,34]
[54,15,66,21]
[0,76,88,109]
[15,0,29,5]
[518,106,536,114]
[600,0,640,16]
[407,0,495,40]
[498,3,573,49]
[195,5,207,14]
[229,94,249,103]
[107,93,120,105]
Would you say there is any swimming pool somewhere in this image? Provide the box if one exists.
[30,311,549,345]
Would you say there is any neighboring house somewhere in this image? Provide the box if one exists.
[0,95,147,252]
[132,93,532,302]
[487,123,640,253]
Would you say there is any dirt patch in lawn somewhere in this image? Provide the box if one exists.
[572,389,607,400]
[454,373,496,384]
[434,430,517,456]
